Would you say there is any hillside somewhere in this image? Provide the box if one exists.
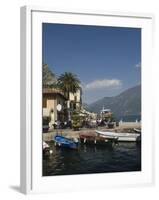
[88,85,141,118]
[43,64,57,86]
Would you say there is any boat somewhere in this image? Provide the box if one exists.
[43,141,52,156]
[79,132,118,146]
[96,130,141,142]
[134,128,141,133]
[54,135,78,149]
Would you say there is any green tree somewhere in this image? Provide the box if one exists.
[57,72,81,97]
[72,111,82,131]
[57,72,81,120]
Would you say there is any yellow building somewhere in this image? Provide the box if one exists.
[69,89,82,111]
[43,88,82,126]
[43,88,68,125]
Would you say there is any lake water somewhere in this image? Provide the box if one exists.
[43,142,141,176]
[116,115,141,122]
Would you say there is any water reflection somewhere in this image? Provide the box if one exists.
[43,142,141,176]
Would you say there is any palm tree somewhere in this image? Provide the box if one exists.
[57,72,81,120]
[57,72,81,95]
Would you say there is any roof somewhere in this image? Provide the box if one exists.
[43,88,68,99]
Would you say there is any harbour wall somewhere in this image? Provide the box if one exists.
[43,122,141,142]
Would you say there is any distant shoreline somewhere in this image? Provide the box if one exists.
[116,115,141,122]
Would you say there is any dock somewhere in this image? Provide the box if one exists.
[43,122,141,142]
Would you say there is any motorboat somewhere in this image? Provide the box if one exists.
[43,141,52,156]
[79,132,118,146]
[96,130,141,142]
[54,135,78,149]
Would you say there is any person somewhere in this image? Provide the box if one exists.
[64,121,67,129]
[53,120,57,129]
[56,120,61,129]
[49,109,55,128]
[67,120,72,129]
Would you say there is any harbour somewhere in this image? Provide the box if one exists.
[43,122,141,142]
[43,122,141,176]
[42,25,142,176]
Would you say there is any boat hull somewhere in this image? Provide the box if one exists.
[54,135,78,149]
[96,130,141,142]
[43,141,51,156]
[79,132,118,146]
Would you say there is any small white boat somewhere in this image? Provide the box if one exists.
[134,128,141,133]
[96,130,141,142]
[43,141,50,149]
[43,142,53,155]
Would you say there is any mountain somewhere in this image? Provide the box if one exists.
[82,102,91,111]
[43,64,57,86]
[88,85,141,119]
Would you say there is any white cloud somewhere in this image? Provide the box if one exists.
[135,62,141,68]
[84,79,122,91]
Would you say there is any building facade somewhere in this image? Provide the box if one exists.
[43,88,82,127]
[69,89,82,111]
[43,88,68,126]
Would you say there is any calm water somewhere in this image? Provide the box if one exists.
[43,142,141,176]
[116,115,141,122]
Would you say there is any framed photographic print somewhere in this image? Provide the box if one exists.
[20,6,154,194]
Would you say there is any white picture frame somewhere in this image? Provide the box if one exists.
[20,6,154,194]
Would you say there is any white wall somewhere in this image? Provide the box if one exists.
[0,0,158,199]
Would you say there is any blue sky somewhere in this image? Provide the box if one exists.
[43,23,141,104]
